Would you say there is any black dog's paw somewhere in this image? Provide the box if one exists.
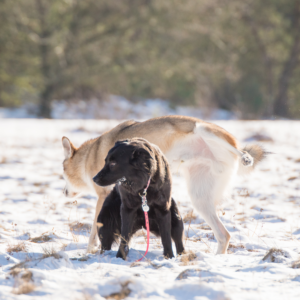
[176,249,185,256]
[116,245,129,260]
[163,251,174,259]
[176,245,185,256]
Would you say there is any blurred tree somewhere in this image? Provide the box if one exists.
[0,0,37,107]
[0,0,300,118]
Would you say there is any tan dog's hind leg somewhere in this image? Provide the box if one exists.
[87,187,109,252]
[184,163,233,254]
[196,205,230,254]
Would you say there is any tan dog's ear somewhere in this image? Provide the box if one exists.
[62,136,76,159]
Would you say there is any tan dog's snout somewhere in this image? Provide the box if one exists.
[63,185,78,198]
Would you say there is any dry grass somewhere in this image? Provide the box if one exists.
[88,247,100,255]
[10,259,30,271]
[180,250,197,266]
[227,243,246,254]
[133,230,146,238]
[10,266,35,295]
[0,156,8,164]
[228,243,245,250]
[105,281,131,300]
[42,245,61,259]
[183,210,197,223]
[30,234,52,243]
[9,268,23,277]
[10,268,33,282]
[7,242,27,253]
[262,248,285,262]
[238,189,250,198]
[12,282,36,295]
[78,292,95,300]
[176,268,201,280]
[69,221,91,235]
[21,270,33,282]
[60,243,68,251]
[292,258,300,269]
[198,224,212,230]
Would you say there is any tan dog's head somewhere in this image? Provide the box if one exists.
[62,137,87,198]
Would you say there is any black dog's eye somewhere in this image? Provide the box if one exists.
[110,162,116,168]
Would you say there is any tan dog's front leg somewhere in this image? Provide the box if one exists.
[87,187,109,252]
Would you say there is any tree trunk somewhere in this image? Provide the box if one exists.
[36,0,52,118]
[274,4,300,118]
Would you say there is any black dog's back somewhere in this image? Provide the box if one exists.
[98,185,184,255]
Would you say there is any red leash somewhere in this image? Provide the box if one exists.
[136,211,150,262]
[136,178,151,262]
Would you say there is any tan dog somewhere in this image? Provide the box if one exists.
[62,116,266,254]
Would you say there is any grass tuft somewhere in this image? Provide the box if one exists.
[9,268,23,277]
[0,156,8,164]
[180,250,197,266]
[262,248,286,262]
[12,282,36,295]
[183,210,197,223]
[228,243,245,250]
[292,258,300,269]
[176,268,201,280]
[7,242,27,253]
[30,234,52,243]
[10,266,35,295]
[42,245,62,259]
[69,221,92,232]
[105,281,131,300]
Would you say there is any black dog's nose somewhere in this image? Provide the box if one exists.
[93,172,103,185]
[93,175,98,183]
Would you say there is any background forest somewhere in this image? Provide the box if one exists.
[1,0,300,119]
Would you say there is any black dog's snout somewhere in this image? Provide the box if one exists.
[93,173,101,184]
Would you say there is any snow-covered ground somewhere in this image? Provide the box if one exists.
[0,97,236,120]
[0,119,299,300]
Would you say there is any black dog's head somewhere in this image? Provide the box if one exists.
[93,138,155,193]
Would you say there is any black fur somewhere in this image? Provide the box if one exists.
[93,138,185,260]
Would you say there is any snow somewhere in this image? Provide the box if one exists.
[0,97,236,120]
[0,119,300,299]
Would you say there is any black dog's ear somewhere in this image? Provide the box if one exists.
[131,148,154,161]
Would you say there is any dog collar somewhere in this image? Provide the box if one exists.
[139,177,151,212]
[117,176,127,185]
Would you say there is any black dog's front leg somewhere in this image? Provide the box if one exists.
[154,207,174,259]
[116,204,137,260]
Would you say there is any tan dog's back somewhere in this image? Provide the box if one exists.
[62,115,265,253]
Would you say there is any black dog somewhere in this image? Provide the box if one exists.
[93,138,185,260]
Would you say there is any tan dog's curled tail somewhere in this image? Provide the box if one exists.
[238,144,268,175]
